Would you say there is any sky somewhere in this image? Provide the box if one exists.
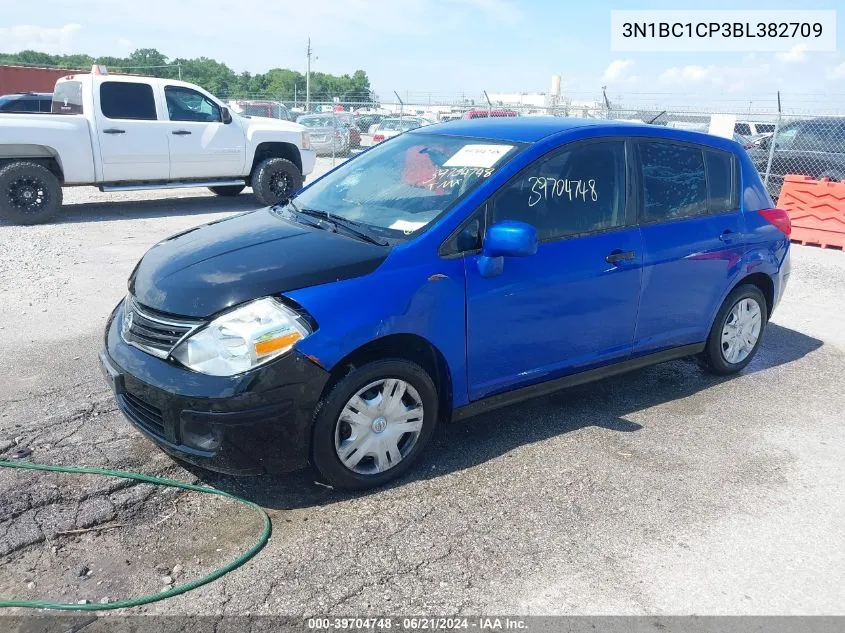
[1,0,843,110]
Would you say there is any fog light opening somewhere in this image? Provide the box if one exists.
[180,417,222,452]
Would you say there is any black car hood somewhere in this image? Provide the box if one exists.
[129,207,388,318]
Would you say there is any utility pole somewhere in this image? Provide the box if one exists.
[306,38,312,113]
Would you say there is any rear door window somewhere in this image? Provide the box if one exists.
[734,123,751,136]
[638,141,708,222]
[100,82,157,120]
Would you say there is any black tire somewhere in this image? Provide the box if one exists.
[701,284,768,375]
[208,185,245,197]
[0,161,62,225]
[250,157,303,206]
[311,359,439,490]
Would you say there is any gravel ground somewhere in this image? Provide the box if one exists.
[1,162,844,617]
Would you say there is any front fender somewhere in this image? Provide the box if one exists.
[286,257,469,409]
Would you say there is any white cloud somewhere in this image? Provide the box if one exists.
[659,65,713,84]
[826,62,845,80]
[117,38,133,52]
[601,59,635,83]
[775,45,808,63]
[0,23,81,54]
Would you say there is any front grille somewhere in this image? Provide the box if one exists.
[120,392,165,438]
[122,296,203,358]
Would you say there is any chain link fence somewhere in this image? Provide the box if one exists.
[215,88,845,194]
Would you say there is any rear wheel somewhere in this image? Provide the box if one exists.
[251,157,303,206]
[0,161,62,225]
[311,359,438,490]
[701,284,768,375]
[208,185,245,196]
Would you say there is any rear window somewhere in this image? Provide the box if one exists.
[0,96,37,112]
[52,81,83,114]
[243,104,271,117]
[298,116,334,128]
[100,82,157,120]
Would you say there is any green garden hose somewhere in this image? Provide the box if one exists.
[0,459,271,611]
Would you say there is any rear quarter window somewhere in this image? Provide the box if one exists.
[705,150,737,213]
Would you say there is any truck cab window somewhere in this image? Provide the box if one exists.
[165,86,221,123]
[100,82,157,120]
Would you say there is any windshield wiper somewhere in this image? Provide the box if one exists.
[276,199,325,230]
[298,208,389,246]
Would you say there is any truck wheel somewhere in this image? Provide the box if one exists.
[208,185,245,197]
[0,161,62,225]
[251,157,303,206]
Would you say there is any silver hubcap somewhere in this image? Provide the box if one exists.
[334,378,424,475]
[721,298,762,364]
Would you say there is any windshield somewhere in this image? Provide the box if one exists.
[286,132,523,240]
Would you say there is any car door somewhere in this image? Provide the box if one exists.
[163,85,246,179]
[633,140,745,355]
[94,81,170,182]
[464,139,643,401]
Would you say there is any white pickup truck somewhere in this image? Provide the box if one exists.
[0,66,316,224]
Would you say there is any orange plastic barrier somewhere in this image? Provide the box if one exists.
[776,175,845,250]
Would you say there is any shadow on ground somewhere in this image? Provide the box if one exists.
[193,323,823,510]
[52,193,261,225]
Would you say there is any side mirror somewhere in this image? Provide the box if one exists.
[483,220,538,258]
[221,107,233,124]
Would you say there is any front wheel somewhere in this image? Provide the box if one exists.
[251,157,303,206]
[208,185,245,197]
[311,359,439,490]
[701,284,768,375]
[0,161,62,225]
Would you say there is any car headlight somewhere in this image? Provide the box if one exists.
[171,298,312,376]
[301,131,311,150]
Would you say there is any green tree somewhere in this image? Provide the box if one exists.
[0,47,371,103]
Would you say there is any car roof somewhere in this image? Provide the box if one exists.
[1,92,51,99]
[412,116,742,151]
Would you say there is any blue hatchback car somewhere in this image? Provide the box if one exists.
[100,118,791,490]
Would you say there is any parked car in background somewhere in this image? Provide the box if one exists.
[735,121,776,137]
[297,113,350,155]
[747,117,845,198]
[100,118,790,490]
[732,132,755,149]
[355,114,384,133]
[231,100,294,122]
[370,117,428,144]
[0,92,53,113]
[0,66,315,224]
[463,109,518,119]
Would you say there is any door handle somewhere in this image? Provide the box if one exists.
[719,229,735,243]
[102,128,125,134]
[605,249,636,264]
[171,130,192,135]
